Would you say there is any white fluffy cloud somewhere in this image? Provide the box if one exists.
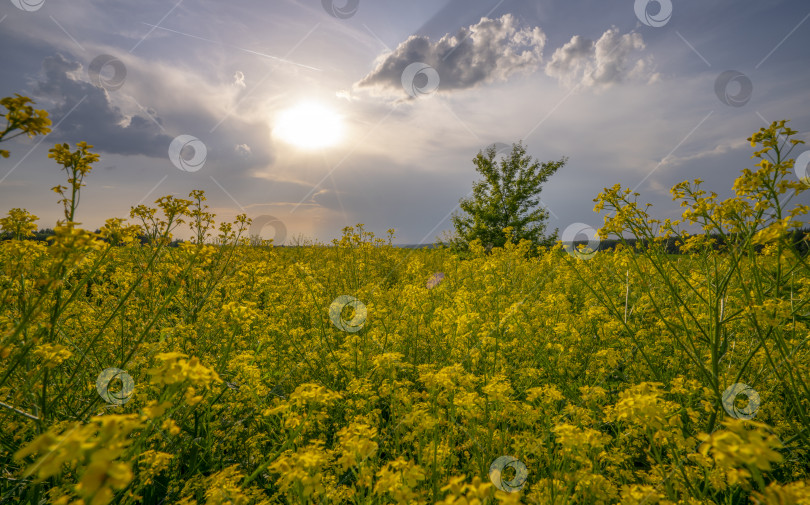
[356,14,546,97]
[545,27,654,88]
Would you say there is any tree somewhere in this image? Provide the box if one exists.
[444,141,565,253]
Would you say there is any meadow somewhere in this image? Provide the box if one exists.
[1,121,809,504]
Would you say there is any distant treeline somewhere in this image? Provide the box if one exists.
[591,228,809,256]
[2,227,808,255]
[0,229,298,247]
[0,229,188,247]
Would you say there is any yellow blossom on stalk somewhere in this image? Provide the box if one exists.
[161,418,181,436]
[336,422,378,472]
[184,386,204,406]
[575,474,619,505]
[453,390,483,419]
[0,208,39,240]
[752,218,790,245]
[670,376,702,397]
[269,442,331,500]
[14,415,141,505]
[97,217,141,246]
[0,94,51,157]
[138,450,173,487]
[288,382,343,409]
[578,385,607,406]
[221,301,257,324]
[605,382,680,432]
[373,457,426,504]
[751,480,810,505]
[401,405,439,435]
[148,352,222,388]
[553,423,610,460]
[203,465,254,505]
[48,225,104,260]
[44,488,74,505]
[526,384,565,409]
[142,400,172,420]
[747,298,794,327]
[619,484,664,505]
[438,475,502,505]
[141,400,172,419]
[371,351,409,376]
[482,374,512,404]
[32,343,72,368]
[48,142,100,223]
[76,460,133,505]
[421,363,477,395]
[529,478,569,504]
[698,419,783,486]
[262,400,288,418]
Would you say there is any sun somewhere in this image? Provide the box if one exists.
[274,102,344,150]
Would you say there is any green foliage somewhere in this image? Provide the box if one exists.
[445,142,565,254]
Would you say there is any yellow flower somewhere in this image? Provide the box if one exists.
[698,419,783,477]
[526,384,564,403]
[553,423,609,456]
[0,208,39,240]
[141,401,172,420]
[751,480,810,505]
[619,484,664,505]
[148,352,221,387]
[161,419,181,436]
[337,422,378,471]
[76,460,132,505]
[32,343,72,368]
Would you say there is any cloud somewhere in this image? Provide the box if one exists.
[355,14,546,98]
[25,53,276,175]
[233,71,246,88]
[32,53,174,158]
[235,143,251,157]
[545,27,652,88]
[658,138,749,169]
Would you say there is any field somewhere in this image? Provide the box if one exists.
[1,122,809,504]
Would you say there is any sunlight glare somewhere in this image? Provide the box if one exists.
[274,102,344,150]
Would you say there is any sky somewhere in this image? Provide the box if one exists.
[1,0,809,245]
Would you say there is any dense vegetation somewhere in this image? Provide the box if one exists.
[1,98,809,504]
[444,142,565,253]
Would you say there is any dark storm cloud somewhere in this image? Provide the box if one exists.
[355,14,546,97]
[26,53,275,173]
[32,53,173,158]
